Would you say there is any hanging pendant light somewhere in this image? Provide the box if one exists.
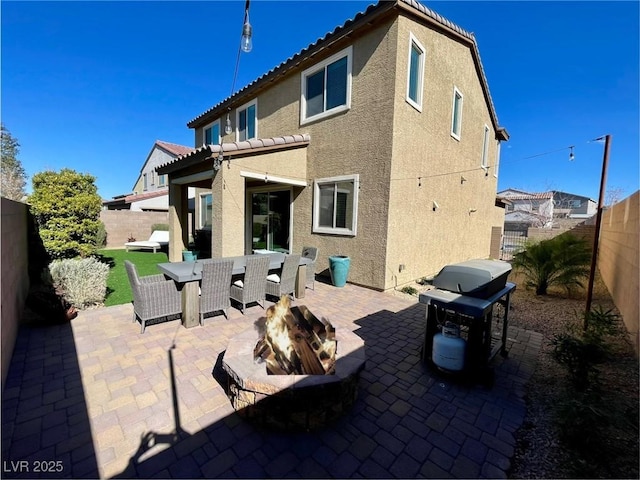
[241,12,253,53]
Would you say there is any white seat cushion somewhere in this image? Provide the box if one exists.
[233,280,244,288]
[266,273,280,283]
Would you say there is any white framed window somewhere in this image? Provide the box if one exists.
[406,33,425,111]
[236,99,257,141]
[199,193,212,229]
[481,125,490,170]
[568,199,582,208]
[451,87,463,140]
[313,174,359,236]
[143,173,148,191]
[300,46,352,125]
[204,120,220,145]
[158,174,167,186]
[494,141,501,178]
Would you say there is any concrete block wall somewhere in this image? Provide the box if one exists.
[100,210,169,249]
[598,191,639,355]
[1,198,30,390]
[528,224,596,245]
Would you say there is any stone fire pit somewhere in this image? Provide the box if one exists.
[222,326,366,430]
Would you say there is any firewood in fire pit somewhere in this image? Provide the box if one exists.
[254,295,337,375]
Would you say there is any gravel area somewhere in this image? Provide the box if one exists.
[390,271,639,479]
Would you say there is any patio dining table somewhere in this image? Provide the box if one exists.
[157,253,312,328]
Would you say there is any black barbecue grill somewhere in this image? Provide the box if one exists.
[419,259,516,379]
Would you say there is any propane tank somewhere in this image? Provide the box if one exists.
[432,321,466,371]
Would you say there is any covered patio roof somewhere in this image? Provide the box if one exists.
[157,134,311,176]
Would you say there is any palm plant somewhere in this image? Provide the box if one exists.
[512,233,591,295]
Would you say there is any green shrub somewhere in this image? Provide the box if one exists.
[550,307,619,391]
[28,169,103,259]
[49,257,110,308]
[151,223,169,232]
[512,233,591,295]
[400,285,418,296]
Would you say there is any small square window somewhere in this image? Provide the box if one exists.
[313,175,359,235]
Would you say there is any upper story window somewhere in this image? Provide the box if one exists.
[204,121,220,145]
[237,100,257,141]
[406,33,425,111]
[300,46,352,125]
[494,141,501,178]
[313,174,359,236]
[158,174,167,186]
[481,125,490,170]
[143,173,148,191]
[451,87,463,140]
[568,199,582,208]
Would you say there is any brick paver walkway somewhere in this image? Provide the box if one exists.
[2,281,541,478]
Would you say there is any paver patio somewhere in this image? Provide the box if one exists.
[1,280,541,478]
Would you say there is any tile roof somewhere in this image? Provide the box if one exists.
[504,192,554,201]
[155,140,194,157]
[186,0,506,139]
[157,134,311,173]
[124,189,168,203]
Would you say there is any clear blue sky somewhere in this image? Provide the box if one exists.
[2,1,638,202]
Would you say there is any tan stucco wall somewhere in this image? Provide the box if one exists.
[385,16,505,289]
[1,198,30,391]
[190,11,505,290]
[99,210,169,248]
[598,191,639,354]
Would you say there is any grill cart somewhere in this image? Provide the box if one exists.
[419,260,516,381]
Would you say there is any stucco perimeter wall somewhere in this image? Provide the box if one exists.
[528,223,596,244]
[1,198,30,391]
[100,210,169,248]
[386,15,505,288]
[598,191,639,354]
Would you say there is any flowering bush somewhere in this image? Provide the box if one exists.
[49,257,110,308]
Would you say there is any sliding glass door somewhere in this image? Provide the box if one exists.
[249,189,291,253]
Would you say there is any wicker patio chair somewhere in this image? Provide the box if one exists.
[199,258,234,325]
[125,260,182,333]
[230,255,270,314]
[301,246,318,290]
[265,254,300,300]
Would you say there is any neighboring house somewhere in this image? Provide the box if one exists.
[499,188,597,230]
[157,0,510,291]
[104,140,195,211]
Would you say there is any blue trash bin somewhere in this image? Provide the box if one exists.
[329,255,350,287]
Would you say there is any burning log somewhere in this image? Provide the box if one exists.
[254,296,336,375]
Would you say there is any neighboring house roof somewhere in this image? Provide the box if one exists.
[124,189,168,203]
[157,134,311,174]
[502,192,554,201]
[186,0,508,140]
[155,140,194,158]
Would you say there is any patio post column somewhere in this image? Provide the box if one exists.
[168,181,188,262]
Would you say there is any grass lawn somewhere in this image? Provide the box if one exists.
[97,248,169,307]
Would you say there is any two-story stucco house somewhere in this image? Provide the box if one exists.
[499,188,597,230]
[104,140,195,212]
[157,0,509,291]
